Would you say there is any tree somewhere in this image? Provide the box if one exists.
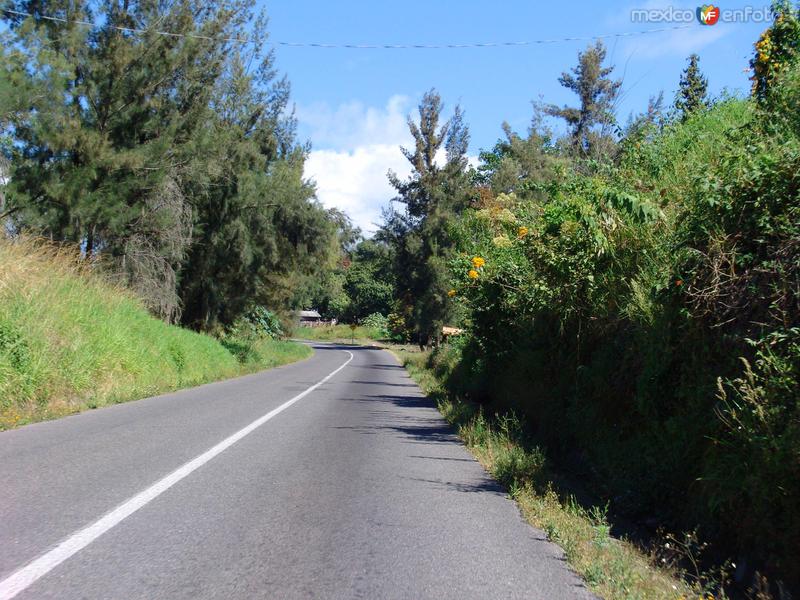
[289,209,360,320]
[624,92,666,140]
[342,239,395,320]
[545,41,621,159]
[675,54,709,119]
[384,89,471,348]
[2,1,333,329]
[475,112,565,198]
[2,0,239,320]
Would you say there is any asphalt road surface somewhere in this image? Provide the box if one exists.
[0,342,595,599]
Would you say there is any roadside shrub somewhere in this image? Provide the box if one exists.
[360,312,389,337]
[243,306,284,339]
[677,63,800,576]
[387,310,412,342]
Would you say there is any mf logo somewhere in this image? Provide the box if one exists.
[697,4,721,25]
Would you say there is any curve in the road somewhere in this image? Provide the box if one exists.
[0,343,595,599]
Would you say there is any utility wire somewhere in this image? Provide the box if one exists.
[2,8,694,48]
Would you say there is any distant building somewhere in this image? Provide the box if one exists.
[441,326,464,343]
[298,310,323,326]
[441,326,464,337]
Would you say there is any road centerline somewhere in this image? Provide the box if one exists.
[0,349,354,600]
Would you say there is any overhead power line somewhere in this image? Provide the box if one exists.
[2,8,694,48]
[276,25,695,48]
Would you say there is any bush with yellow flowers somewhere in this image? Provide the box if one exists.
[751,1,800,102]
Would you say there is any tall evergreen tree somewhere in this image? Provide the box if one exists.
[2,0,239,319]
[545,41,621,159]
[176,14,331,330]
[1,0,334,328]
[383,89,471,348]
[675,54,709,119]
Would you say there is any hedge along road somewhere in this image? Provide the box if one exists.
[0,342,595,599]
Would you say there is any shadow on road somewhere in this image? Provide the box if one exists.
[347,380,418,388]
[403,475,505,496]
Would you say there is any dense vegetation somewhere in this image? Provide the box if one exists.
[0,0,341,331]
[0,237,311,429]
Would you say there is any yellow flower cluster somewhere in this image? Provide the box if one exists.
[756,33,774,65]
[517,226,529,238]
[467,256,486,280]
[752,27,790,92]
[447,289,457,297]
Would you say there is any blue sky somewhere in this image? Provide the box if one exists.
[264,0,771,233]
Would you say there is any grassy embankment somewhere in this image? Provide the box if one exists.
[395,348,704,600]
[0,237,311,430]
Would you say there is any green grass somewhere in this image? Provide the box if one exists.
[250,338,313,369]
[0,237,311,429]
[396,348,710,600]
[294,324,386,345]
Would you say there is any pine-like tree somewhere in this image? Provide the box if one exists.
[675,54,709,119]
[176,13,331,330]
[545,41,621,159]
[1,1,334,328]
[2,0,236,320]
[383,89,471,348]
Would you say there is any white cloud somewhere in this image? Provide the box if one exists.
[299,95,413,235]
[300,95,478,235]
[297,95,411,150]
[304,144,411,235]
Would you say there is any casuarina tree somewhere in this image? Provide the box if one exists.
[1,0,334,328]
[675,54,709,119]
[383,89,471,348]
[545,41,621,160]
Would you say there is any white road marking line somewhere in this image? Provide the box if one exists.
[0,350,354,600]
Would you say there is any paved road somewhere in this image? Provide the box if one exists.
[0,343,594,599]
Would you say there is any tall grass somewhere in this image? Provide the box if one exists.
[0,237,311,429]
[294,324,386,344]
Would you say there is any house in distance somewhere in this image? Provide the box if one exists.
[297,310,324,327]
